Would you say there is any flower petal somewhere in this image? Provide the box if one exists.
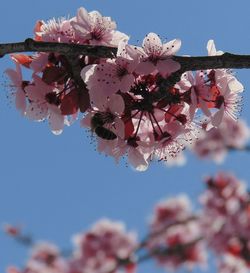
[157,58,181,76]
[142,32,163,56]
[108,94,125,114]
[162,39,181,55]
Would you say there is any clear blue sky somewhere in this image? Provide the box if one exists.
[1,1,250,272]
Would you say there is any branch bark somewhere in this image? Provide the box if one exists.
[0,39,117,58]
[2,39,250,69]
[1,39,250,102]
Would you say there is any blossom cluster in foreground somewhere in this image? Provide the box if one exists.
[5,172,250,273]
[6,6,246,170]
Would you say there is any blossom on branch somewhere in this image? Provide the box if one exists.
[200,173,250,268]
[5,5,245,170]
[70,219,137,273]
[147,195,206,269]
[192,117,250,163]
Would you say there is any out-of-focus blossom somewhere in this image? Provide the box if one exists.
[71,219,137,273]
[192,117,250,163]
[3,223,20,237]
[147,195,206,270]
[218,255,248,273]
[200,173,250,265]
[7,242,68,273]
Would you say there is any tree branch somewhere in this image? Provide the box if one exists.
[2,39,250,103]
[2,40,250,71]
[0,39,117,58]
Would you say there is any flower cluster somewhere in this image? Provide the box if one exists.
[7,219,137,273]
[6,6,244,170]
[5,172,250,273]
[7,242,68,273]
[70,219,137,273]
[200,173,250,269]
[147,195,206,269]
[191,117,250,163]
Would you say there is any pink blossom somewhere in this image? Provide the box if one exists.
[72,219,137,273]
[148,195,206,269]
[81,39,138,103]
[36,18,75,43]
[71,7,128,46]
[25,75,65,135]
[200,172,250,265]
[5,60,27,115]
[3,223,20,237]
[81,94,125,139]
[30,53,50,73]
[218,255,248,273]
[192,117,250,163]
[206,40,243,127]
[127,32,181,75]
[7,242,68,273]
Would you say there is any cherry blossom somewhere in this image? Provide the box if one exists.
[199,173,250,265]
[71,7,128,46]
[5,5,245,170]
[35,18,75,43]
[25,75,66,135]
[192,117,250,163]
[218,254,249,273]
[7,242,68,273]
[147,195,206,269]
[71,219,137,273]
[206,40,243,127]
[127,32,181,76]
[5,59,27,115]
[81,39,138,103]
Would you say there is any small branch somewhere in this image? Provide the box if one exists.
[137,216,198,249]
[2,40,250,71]
[0,39,117,58]
[136,237,203,264]
[227,145,250,152]
[2,39,250,103]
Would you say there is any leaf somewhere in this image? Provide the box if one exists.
[42,66,66,84]
[79,88,90,113]
[34,20,43,41]
[61,89,79,115]
[124,118,134,139]
[11,54,33,68]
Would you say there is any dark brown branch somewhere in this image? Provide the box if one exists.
[2,40,250,71]
[2,39,250,103]
[137,216,198,249]
[136,237,203,264]
[227,145,250,152]
[0,39,117,58]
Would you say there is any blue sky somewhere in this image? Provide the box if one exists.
[1,1,250,272]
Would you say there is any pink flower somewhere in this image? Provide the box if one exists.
[71,7,128,46]
[81,94,125,139]
[206,40,244,127]
[127,33,181,75]
[81,39,138,103]
[7,242,68,273]
[3,223,20,237]
[199,172,250,264]
[5,60,27,115]
[192,117,250,163]
[36,18,75,43]
[218,254,248,273]
[72,219,137,273]
[148,195,206,269]
[25,75,65,135]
